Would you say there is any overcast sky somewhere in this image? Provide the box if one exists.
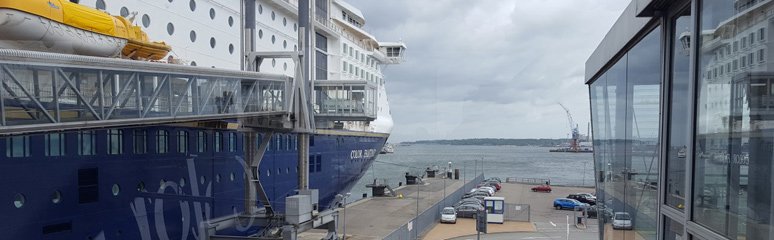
[348,0,630,142]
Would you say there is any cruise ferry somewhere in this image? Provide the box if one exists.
[0,0,405,239]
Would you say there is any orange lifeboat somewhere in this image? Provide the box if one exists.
[0,0,171,60]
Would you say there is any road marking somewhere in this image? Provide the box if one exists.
[549,221,556,227]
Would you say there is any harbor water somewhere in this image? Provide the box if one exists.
[350,144,594,201]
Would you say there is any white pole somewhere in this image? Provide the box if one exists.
[566,215,570,240]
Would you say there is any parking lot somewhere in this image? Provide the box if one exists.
[425,182,602,240]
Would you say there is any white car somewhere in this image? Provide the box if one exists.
[612,212,632,230]
[441,207,457,223]
[478,186,495,195]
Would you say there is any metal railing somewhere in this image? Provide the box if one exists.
[0,49,289,135]
[383,174,485,240]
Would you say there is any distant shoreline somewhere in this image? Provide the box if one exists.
[400,138,573,148]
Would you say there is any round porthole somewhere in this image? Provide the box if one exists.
[112,184,121,196]
[142,14,151,28]
[229,44,235,54]
[180,178,186,187]
[258,29,263,39]
[168,0,173,2]
[283,17,287,26]
[189,0,196,11]
[215,174,221,183]
[228,16,234,27]
[209,8,216,19]
[294,23,297,32]
[294,45,298,51]
[51,191,62,204]
[272,59,276,67]
[277,168,281,175]
[210,37,216,48]
[96,0,106,10]
[137,182,146,192]
[283,62,288,70]
[13,193,25,208]
[190,31,197,42]
[200,176,206,185]
[166,22,175,35]
[271,35,275,44]
[190,61,197,66]
[286,167,290,174]
[230,172,235,181]
[283,40,287,49]
[266,170,270,177]
[120,7,130,17]
[271,11,275,21]
[258,4,263,14]
[159,179,166,189]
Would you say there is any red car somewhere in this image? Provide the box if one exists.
[531,184,552,193]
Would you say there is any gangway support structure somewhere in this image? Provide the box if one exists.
[0,49,291,136]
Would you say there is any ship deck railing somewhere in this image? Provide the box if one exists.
[0,49,291,135]
[313,79,377,121]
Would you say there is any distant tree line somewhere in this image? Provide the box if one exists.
[404,138,570,147]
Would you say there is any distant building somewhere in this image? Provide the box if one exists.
[586,0,774,239]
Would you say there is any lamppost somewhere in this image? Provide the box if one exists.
[415,184,420,240]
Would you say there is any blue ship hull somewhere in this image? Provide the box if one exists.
[0,125,386,239]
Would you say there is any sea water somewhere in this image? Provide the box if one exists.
[349,144,595,201]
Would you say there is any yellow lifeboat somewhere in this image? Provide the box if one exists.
[0,0,171,60]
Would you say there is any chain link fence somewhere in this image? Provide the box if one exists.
[383,174,485,240]
[503,203,530,222]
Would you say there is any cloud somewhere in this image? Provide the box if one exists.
[348,0,630,142]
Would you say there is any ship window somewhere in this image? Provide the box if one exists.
[142,14,151,28]
[266,169,271,176]
[228,16,234,27]
[166,23,175,35]
[45,133,66,157]
[343,62,348,72]
[209,8,216,19]
[277,168,280,175]
[308,156,315,173]
[287,135,291,151]
[271,11,275,21]
[315,155,322,172]
[111,184,120,196]
[120,7,129,17]
[78,131,95,156]
[157,130,169,154]
[258,4,263,14]
[137,181,146,192]
[294,23,297,32]
[13,193,25,208]
[189,0,196,12]
[96,0,106,10]
[179,178,186,187]
[215,174,221,183]
[284,62,288,71]
[760,28,766,41]
[199,176,206,185]
[210,37,216,48]
[229,133,236,152]
[283,40,287,49]
[78,168,99,204]
[272,59,276,67]
[294,45,297,51]
[108,130,123,155]
[229,44,235,54]
[258,30,263,39]
[286,168,290,174]
[343,43,348,54]
[271,35,276,44]
[190,61,197,66]
[177,131,188,154]
[230,172,235,181]
[133,130,147,154]
[51,191,62,204]
[214,132,222,152]
[283,17,287,26]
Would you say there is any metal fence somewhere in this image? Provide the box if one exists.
[503,203,531,222]
[506,177,551,185]
[383,174,485,240]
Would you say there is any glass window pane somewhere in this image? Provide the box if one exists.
[666,8,692,211]
[664,217,684,240]
[695,1,773,239]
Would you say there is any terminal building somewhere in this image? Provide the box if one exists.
[587,0,774,239]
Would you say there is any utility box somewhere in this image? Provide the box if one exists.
[298,189,319,211]
[484,196,505,224]
[285,195,312,224]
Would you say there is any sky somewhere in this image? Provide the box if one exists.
[347,0,631,142]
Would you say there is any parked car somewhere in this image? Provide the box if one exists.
[455,204,484,218]
[485,181,502,191]
[440,207,457,223]
[531,184,552,192]
[612,212,633,230]
[487,177,503,183]
[553,198,587,210]
[567,193,596,205]
[454,198,484,208]
[477,186,495,195]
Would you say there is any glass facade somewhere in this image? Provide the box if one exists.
[590,27,662,240]
[589,0,774,239]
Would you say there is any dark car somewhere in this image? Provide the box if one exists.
[454,198,484,208]
[567,193,596,205]
[531,184,552,192]
[455,204,484,218]
[585,205,598,218]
